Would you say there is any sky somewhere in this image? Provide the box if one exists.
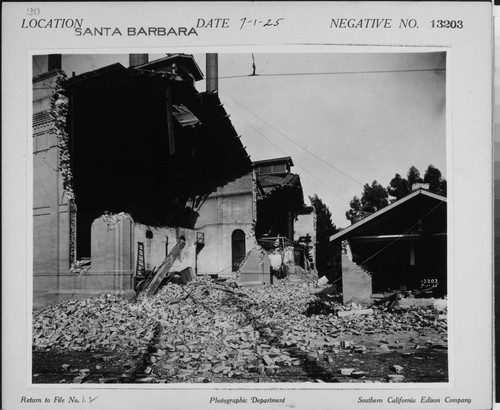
[59,52,446,228]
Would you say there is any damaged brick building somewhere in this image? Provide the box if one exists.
[32,54,316,307]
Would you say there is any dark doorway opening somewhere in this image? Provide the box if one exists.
[231,229,246,271]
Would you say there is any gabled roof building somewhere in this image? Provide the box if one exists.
[330,189,447,304]
[253,157,304,240]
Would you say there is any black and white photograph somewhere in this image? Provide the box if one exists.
[2,2,493,409]
[31,51,448,384]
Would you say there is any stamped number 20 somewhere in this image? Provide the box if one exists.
[27,8,40,16]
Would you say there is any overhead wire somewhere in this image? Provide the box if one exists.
[284,197,445,285]
[356,200,445,266]
[220,90,365,187]
[35,67,446,89]
[220,96,351,204]
[217,63,445,218]
[322,199,445,289]
[214,67,445,81]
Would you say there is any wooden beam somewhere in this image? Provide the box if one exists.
[138,239,186,299]
[350,233,446,241]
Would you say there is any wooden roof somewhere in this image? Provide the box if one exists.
[330,189,447,243]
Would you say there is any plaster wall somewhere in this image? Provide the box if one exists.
[341,253,373,305]
[133,224,197,274]
[239,247,272,287]
[195,173,256,277]
[33,72,73,307]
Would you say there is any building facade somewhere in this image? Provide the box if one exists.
[32,55,317,307]
[330,189,447,304]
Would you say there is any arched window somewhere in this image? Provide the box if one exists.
[231,229,246,271]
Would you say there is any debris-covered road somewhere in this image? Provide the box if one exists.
[32,279,448,383]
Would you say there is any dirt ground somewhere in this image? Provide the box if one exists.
[33,330,447,384]
[32,280,448,384]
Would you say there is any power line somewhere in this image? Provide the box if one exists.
[220,90,365,187]
[220,97,351,204]
[308,196,445,270]
[212,67,445,81]
[357,201,445,266]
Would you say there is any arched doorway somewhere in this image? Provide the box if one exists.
[231,229,246,271]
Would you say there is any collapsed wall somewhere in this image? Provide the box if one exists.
[133,223,196,276]
[33,61,253,308]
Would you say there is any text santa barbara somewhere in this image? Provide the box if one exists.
[75,26,198,36]
[20,19,197,36]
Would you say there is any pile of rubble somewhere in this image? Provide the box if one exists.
[33,279,447,382]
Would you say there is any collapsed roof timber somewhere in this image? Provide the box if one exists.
[66,60,251,258]
[32,54,317,308]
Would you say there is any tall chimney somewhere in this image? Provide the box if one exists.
[47,54,62,71]
[206,53,218,92]
[129,54,149,67]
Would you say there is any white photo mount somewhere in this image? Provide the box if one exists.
[2,2,493,410]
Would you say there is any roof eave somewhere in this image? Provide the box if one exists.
[330,189,447,243]
[135,54,204,81]
[252,156,294,167]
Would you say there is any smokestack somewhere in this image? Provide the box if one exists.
[129,54,149,67]
[206,53,218,92]
[47,54,62,71]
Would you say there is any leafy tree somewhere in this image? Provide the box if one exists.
[387,173,410,202]
[424,164,447,196]
[309,195,338,278]
[346,165,446,224]
[345,181,389,223]
[407,165,423,187]
[387,165,447,202]
[360,181,389,213]
[345,196,362,222]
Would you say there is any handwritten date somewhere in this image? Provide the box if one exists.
[239,17,283,30]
